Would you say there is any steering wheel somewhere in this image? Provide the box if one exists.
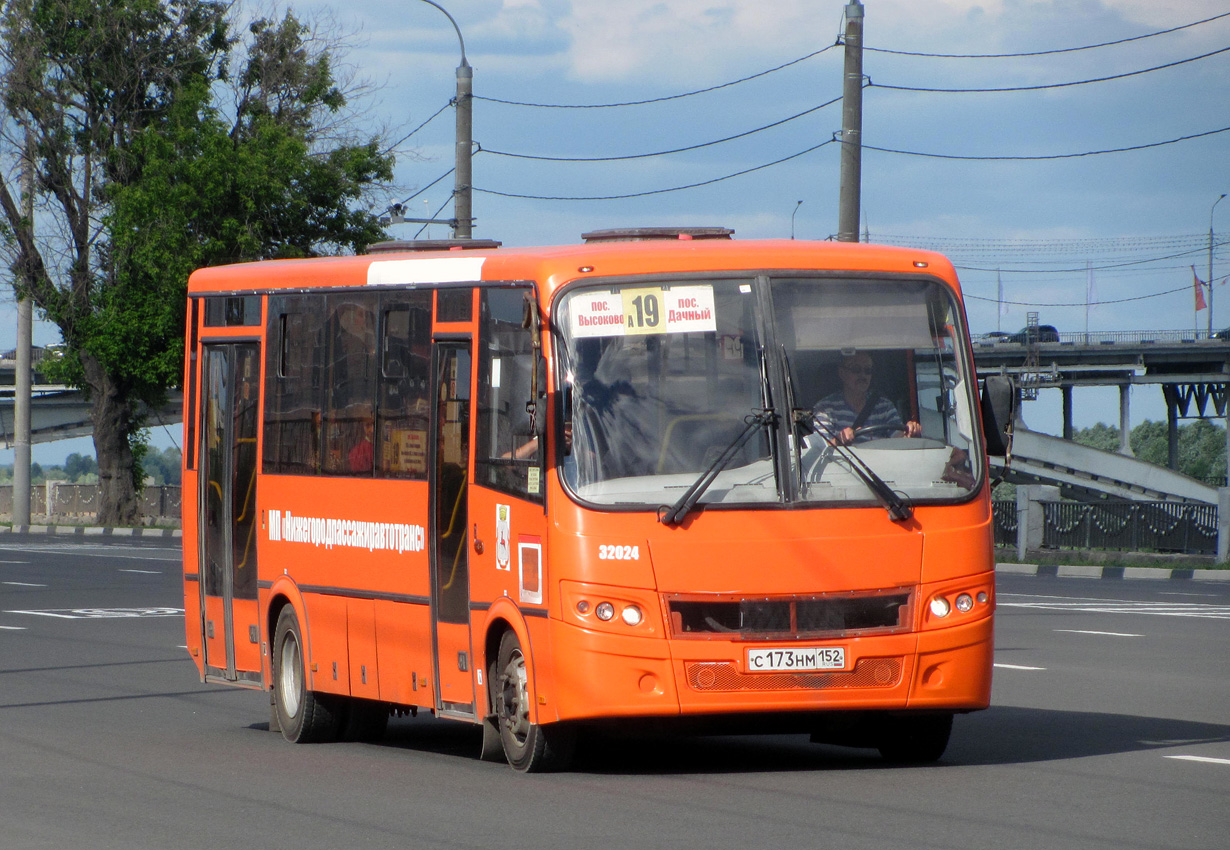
[849,424,903,442]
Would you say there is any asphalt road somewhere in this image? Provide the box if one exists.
[1,535,1227,850]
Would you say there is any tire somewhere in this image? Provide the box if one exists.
[876,713,953,764]
[493,630,575,772]
[272,606,343,743]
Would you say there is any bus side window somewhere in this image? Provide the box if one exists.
[321,293,378,476]
[476,287,543,502]
[264,294,323,475]
[377,292,432,479]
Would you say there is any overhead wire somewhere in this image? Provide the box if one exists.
[473,139,835,201]
[873,44,1230,93]
[861,11,1230,58]
[862,126,1230,161]
[481,96,841,162]
[474,44,838,109]
[965,284,1192,307]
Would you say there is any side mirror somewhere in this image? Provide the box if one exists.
[980,375,1015,457]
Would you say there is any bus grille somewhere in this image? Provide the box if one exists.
[685,657,903,692]
[667,591,911,638]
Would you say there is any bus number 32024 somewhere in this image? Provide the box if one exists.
[598,545,640,561]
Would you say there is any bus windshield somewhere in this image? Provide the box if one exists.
[555,275,982,509]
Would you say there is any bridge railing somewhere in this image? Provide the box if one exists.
[994,496,1219,556]
[0,483,180,525]
[976,329,1225,346]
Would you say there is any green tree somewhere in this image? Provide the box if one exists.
[1130,419,1227,483]
[0,2,392,524]
[1073,422,1122,454]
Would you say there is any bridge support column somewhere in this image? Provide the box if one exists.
[1165,387,1179,470]
[1061,385,1073,441]
[1219,488,1230,564]
[1016,485,1058,561]
[1118,385,1132,455]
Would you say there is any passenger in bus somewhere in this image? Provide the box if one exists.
[348,417,375,473]
[813,351,921,445]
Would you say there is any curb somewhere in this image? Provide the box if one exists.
[2,524,181,539]
[997,562,1230,582]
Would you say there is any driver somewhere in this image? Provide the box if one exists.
[813,351,921,446]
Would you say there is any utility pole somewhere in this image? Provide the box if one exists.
[14,132,33,528]
[1210,193,1225,336]
[416,1,473,239]
[454,43,473,239]
[837,0,864,243]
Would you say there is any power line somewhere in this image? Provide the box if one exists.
[480,96,841,162]
[965,283,1191,308]
[394,167,455,209]
[862,11,1230,58]
[863,125,1230,161]
[473,139,835,201]
[873,44,1230,93]
[475,44,838,109]
[383,102,452,154]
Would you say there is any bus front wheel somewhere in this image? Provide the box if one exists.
[273,606,343,744]
[493,630,575,772]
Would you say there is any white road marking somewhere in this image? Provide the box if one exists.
[5,607,184,620]
[999,593,1230,620]
[0,559,30,563]
[2,581,47,587]
[119,569,161,575]
[1054,629,1144,637]
[0,625,26,630]
[1165,755,1230,766]
[993,663,1047,671]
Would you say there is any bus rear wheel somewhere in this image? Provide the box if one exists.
[493,631,575,772]
[876,713,953,764]
[273,606,343,743]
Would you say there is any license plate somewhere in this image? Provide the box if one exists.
[746,646,846,673]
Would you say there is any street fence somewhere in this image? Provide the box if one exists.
[0,483,180,525]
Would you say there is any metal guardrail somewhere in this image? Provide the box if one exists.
[975,329,1226,346]
[992,500,1017,547]
[0,483,180,523]
[994,498,1218,556]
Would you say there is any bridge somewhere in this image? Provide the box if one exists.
[2,331,1228,504]
[975,328,1229,504]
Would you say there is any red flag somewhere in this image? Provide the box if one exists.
[1193,265,1208,311]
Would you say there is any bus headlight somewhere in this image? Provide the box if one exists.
[955,593,974,613]
[595,602,616,621]
[621,605,643,626]
[929,597,951,618]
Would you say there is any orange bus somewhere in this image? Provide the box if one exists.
[182,227,1013,771]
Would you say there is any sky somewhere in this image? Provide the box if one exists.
[3,0,1229,463]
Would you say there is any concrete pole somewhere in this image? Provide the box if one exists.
[416,1,472,239]
[13,133,34,528]
[454,58,473,239]
[1210,194,1225,337]
[1118,384,1132,455]
[836,1,864,243]
[1061,385,1073,441]
[1165,386,1179,470]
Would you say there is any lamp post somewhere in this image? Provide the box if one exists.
[790,200,803,240]
[416,1,472,239]
[1210,193,1226,336]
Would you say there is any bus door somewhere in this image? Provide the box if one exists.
[430,340,476,716]
[199,342,262,685]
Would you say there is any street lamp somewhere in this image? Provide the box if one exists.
[790,200,803,240]
[416,1,472,239]
[1210,193,1226,336]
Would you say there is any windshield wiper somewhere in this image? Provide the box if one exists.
[658,410,776,526]
[810,417,914,522]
